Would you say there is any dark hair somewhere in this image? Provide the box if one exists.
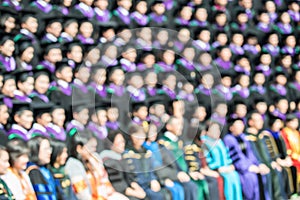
[67,130,94,159]
[0,145,7,157]
[6,139,29,166]
[27,135,50,164]
[50,140,67,166]
[105,130,123,149]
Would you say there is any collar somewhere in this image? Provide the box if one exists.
[37,0,48,7]
[32,123,46,132]
[164,131,178,142]
[60,32,72,39]
[11,124,28,133]
[45,33,57,42]
[71,120,85,130]
[57,79,69,88]
[79,2,90,11]
[94,7,104,15]
[74,78,84,86]
[118,6,129,16]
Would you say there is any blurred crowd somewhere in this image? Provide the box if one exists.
[0,0,300,199]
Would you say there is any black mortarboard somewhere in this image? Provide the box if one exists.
[14,38,34,55]
[274,67,288,77]
[72,99,93,113]
[227,117,244,127]
[95,101,110,112]
[12,101,32,116]
[33,68,52,81]
[14,70,34,83]
[97,21,118,32]
[286,114,298,122]
[41,42,62,55]
[42,12,63,27]
[130,101,148,113]
[31,102,54,119]
[151,0,164,6]
[219,69,235,78]
[19,9,38,23]
[147,95,166,108]
[0,33,14,45]
[2,71,16,83]
[107,65,124,79]
[55,60,72,72]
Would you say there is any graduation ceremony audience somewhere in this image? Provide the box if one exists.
[0,0,299,199]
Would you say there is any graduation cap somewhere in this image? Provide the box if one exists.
[41,42,62,55]
[107,65,124,79]
[227,117,244,127]
[97,21,118,32]
[72,99,93,113]
[285,114,298,122]
[147,95,167,108]
[14,70,34,83]
[219,69,235,78]
[274,67,288,77]
[55,59,72,72]
[42,13,64,27]
[33,67,52,81]
[14,38,34,55]
[130,101,148,114]
[94,101,110,113]
[12,101,32,116]
[19,8,38,23]
[151,0,164,6]
[31,102,54,119]
[0,33,14,45]
[2,71,16,83]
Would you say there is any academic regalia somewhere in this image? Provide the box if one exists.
[213,84,234,102]
[130,11,149,28]
[37,60,56,73]
[1,0,22,11]
[66,120,85,133]
[143,141,185,200]
[122,148,165,200]
[268,83,291,102]
[158,132,199,200]
[261,129,298,197]
[157,86,177,101]
[213,57,233,70]
[112,7,131,27]
[288,9,300,23]
[1,168,36,200]
[193,40,211,52]
[154,62,175,73]
[175,58,197,83]
[46,123,66,141]
[274,23,293,35]
[86,121,108,153]
[0,124,8,147]
[105,121,119,131]
[76,34,94,45]
[0,54,16,72]
[74,2,94,19]
[288,81,300,102]
[30,0,53,14]
[255,64,272,78]
[120,58,136,72]
[59,32,74,43]
[29,91,50,103]
[29,123,50,138]
[88,82,107,103]
[0,178,15,200]
[144,86,158,98]
[229,44,245,56]
[7,124,31,141]
[262,44,280,57]
[223,133,260,200]
[201,136,242,200]
[26,162,57,200]
[195,85,212,111]
[280,46,300,56]
[71,79,93,105]
[49,166,76,200]
[243,44,260,56]
[94,8,111,22]
[148,13,168,28]
[231,85,251,102]
[245,131,284,199]
[106,83,126,97]
[41,33,59,44]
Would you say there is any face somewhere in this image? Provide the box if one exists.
[221,76,232,87]
[112,133,125,153]
[286,36,296,47]
[281,55,292,68]
[80,22,93,38]
[215,104,228,117]
[260,54,271,65]
[95,0,108,10]
[232,34,244,46]
[110,69,125,85]
[45,48,62,63]
[56,147,68,166]
[4,16,16,32]
[280,12,290,24]
[38,139,52,165]
[21,47,34,63]
[136,1,147,14]
[77,108,89,125]
[255,102,267,114]
[96,110,107,126]
[276,75,287,85]
[129,75,143,89]
[153,3,165,15]
[118,0,132,10]
[207,123,221,139]
[269,34,279,46]
[216,33,228,45]
[68,46,83,63]
[13,154,29,171]
[164,75,176,90]
[57,67,73,83]
[85,48,100,65]
[23,17,38,33]
[76,67,90,83]
[237,13,248,23]
[202,73,214,88]
[143,54,155,67]
[259,13,270,24]
[195,8,207,21]
[287,118,299,130]
[134,106,148,120]
[236,104,247,117]
[131,131,146,149]
[63,0,72,6]
[157,30,168,44]
[65,22,78,37]
[265,1,276,12]
[51,108,66,127]
[123,49,137,62]
[199,30,210,43]
[18,77,34,95]
[0,151,9,175]
[195,106,207,121]
[168,118,182,136]
[94,68,106,85]
[85,138,97,153]
[0,105,9,125]
[178,29,190,43]
[216,14,227,26]
[35,75,50,94]
[107,107,118,121]
[271,119,283,132]
[0,40,15,57]
[148,125,158,142]
[145,72,157,86]
[254,73,265,85]
[16,110,33,129]
[163,50,175,65]
[230,120,245,136]
[47,22,62,38]
[2,79,16,97]
[38,113,52,127]
[180,6,193,20]
[220,48,231,61]
[239,75,250,87]
[276,99,288,113]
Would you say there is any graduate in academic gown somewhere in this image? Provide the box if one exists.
[0,96,9,146]
[202,123,242,200]
[29,69,51,104]
[1,73,17,109]
[47,106,67,141]
[0,146,15,200]
[7,101,34,141]
[14,70,33,103]
[223,118,261,200]
[112,0,132,27]
[130,0,149,28]
[0,35,16,72]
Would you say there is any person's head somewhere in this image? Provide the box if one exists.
[55,62,73,83]
[128,124,146,149]
[214,31,228,46]
[149,99,166,118]
[132,102,148,120]
[163,73,177,90]
[193,105,207,122]
[36,111,52,127]
[161,50,175,65]
[50,140,68,167]
[134,0,147,14]
[179,5,193,21]
[220,73,232,87]
[260,53,272,65]
[0,101,9,126]
[229,118,245,136]
[257,10,270,24]
[43,45,62,64]
[182,47,195,62]
[45,20,62,38]
[127,73,144,89]
[268,116,283,132]
[236,73,250,87]
[122,46,137,62]
[194,7,208,21]
[264,0,276,13]
[214,11,227,26]
[13,103,33,130]
[63,20,78,38]
[28,136,52,166]
[274,72,287,86]
[197,28,210,43]
[140,52,156,68]
[117,0,132,10]
[285,114,299,130]
[74,66,90,84]
[177,28,190,44]
[66,43,83,63]
[214,102,228,117]
[6,139,29,171]
[79,21,93,38]
[34,71,50,94]
[80,0,93,6]
[51,106,66,127]
[275,97,289,114]
[254,98,268,115]
[107,106,119,122]
[151,0,165,15]
[201,72,214,88]
[92,107,107,126]
[156,29,169,45]
[68,131,92,160]
[253,71,265,85]
[144,70,157,87]
[206,122,221,139]
[231,32,244,46]
[107,130,125,153]
[278,11,291,24]
[0,146,9,175]
[288,1,299,11]
[248,111,264,131]
[18,43,34,64]
[1,75,16,97]
[94,0,109,10]
[21,15,38,33]
[284,34,296,48]
[218,46,232,61]
[279,54,292,69]
[147,123,158,142]
[91,66,106,85]
[0,38,15,57]
[267,32,279,46]
[166,116,182,136]
[198,52,212,66]
[0,14,16,33]
[72,104,89,125]
[233,101,247,118]
[108,67,125,86]
[236,9,248,24]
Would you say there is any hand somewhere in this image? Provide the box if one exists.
[200,168,219,178]
[271,161,282,172]
[248,165,260,173]
[189,171,204,180]
[150,180,161,192]
[177,171,190,182]
[285,156,293,167]
[164,179,174,187]
[259,164,270,175]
